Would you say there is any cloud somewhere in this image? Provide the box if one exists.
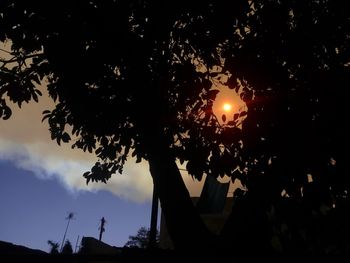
[0,90,154,202]
[0,88,208,202]
[0,40,209,202]
[0,137,155,202]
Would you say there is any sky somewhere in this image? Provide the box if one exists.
[0,86,208,252]
[0,160,153,252]
[0,40,240,253]
[0,91,152,252]
[0,88,241,252]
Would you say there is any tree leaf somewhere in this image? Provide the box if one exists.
[88,145,93,153]
[35,89,42,96]
[3,106,12,120]
[42,114,50,122]
[222,114,226,122]
[132,149,137,157]
[239,111,247,117]
[32,75,41,85]
[62,132,71,143]
[206,89,220,101]
[101,136,108,146]
[32,92,38,102]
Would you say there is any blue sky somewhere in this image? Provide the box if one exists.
[0,40,234,251]
[0,88,159,252]
[0,159,153,252]
[0,89,206,252]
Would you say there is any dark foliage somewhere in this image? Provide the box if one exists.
[47,240,60,255]
[124,227,160,249]
[61,240,73,255]
[1,0,350,257]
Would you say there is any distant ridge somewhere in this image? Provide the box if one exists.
[0,240,47,255]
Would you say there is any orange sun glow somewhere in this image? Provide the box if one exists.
[223,103,232,112]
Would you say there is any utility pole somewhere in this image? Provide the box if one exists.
[98,217,106,241]
[60,212,75,252]
[74,235,80,253]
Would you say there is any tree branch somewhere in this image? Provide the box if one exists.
[0,52,44,65]
[0,47,12,54]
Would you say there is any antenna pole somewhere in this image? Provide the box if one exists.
[98,217,106,241]
[74,235,80,253]
[60,212,74,252]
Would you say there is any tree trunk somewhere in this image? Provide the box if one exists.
[148,184,158,248]
[143,127,214,250]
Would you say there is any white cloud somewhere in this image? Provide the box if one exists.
[0,137,155,202]
[0,90,154,202]
[0,40,217,203]
[0,88,208,202]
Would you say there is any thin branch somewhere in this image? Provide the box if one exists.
[0,52,44,65]
[0,47,12,54]
[0,67,20,77]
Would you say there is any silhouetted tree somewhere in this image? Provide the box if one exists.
[125,227,159,249]
[61,240,73,255]
[0,0,246,249]
[1,0,350,256]
[47,240,59,254]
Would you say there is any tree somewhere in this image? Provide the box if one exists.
[47,240,59,254]
[218,1,350,259]
[125,227,159,249]
[0,0,246,249]
[48,239,73,254]
[61,240,73,255]
[1,0,349,255]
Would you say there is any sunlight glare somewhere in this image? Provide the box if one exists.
[223,103,232,112]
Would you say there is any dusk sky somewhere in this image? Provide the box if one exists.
[0,91,153,252]
[0,160,153,252]
[0,88,212,252]
[0,40,239,252]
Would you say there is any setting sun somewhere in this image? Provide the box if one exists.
[223,103,232,112]
[212,86,246,125]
